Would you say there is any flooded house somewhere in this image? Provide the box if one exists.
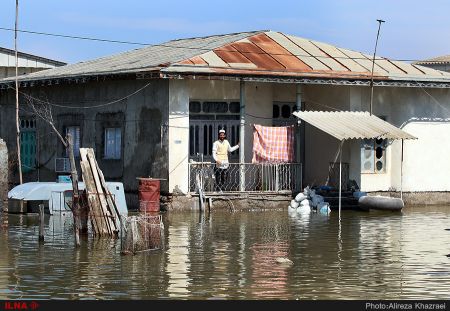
[0,47,65,210]
[1,30,450,209]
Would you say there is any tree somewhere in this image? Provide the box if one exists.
[24,94,86,246]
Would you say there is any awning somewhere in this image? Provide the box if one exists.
[292,111,417,141]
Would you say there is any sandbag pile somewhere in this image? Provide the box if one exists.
[288,186,331,215]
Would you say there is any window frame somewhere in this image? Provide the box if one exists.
[103,127,122,160]
[65,126,81,158]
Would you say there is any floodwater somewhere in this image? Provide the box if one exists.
[0,205,449,300]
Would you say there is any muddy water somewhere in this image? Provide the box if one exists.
[0,205,449,299]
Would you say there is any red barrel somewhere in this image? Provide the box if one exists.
[138,178,160,213]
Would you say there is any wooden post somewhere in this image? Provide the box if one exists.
[38,204,44,243]
[67,133,81,247]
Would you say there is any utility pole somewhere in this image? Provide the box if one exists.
[15,0,23,184]
[369,19,385,116]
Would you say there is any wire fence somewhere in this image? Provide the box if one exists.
[120,214,164,255]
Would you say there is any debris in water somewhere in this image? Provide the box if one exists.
[276,257,293,265]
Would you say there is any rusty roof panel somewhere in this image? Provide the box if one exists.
[312,41,368,72]
[231,39,265,54]
[266,31,329,70]
[270,54,312,71]
[214,49,252,64]
[199,51,229,67]
[179,59,194,65]
[240,52,285,70]
[189,56,208,65]
[248,33,290,55]
[5,30,450,86]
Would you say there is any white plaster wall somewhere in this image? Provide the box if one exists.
[351,86,450,192]
[400,122,450,191]
[168,80,189,194]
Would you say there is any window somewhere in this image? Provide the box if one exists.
[65,126,80,158]
[20,117,37,173]
[188,100,240,160]
[104,128,121,159]
[281,104,291,118]
[272,102,299,126]
[189,101,201,113]
[361,138,387,173]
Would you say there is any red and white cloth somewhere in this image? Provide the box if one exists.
[252,124,295,163]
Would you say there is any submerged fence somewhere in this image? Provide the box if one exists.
[120,214,164,254]
[188,162,302,193]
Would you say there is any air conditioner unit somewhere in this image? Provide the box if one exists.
[55,157,71,173]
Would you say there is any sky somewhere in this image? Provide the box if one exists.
[0,0,449,65]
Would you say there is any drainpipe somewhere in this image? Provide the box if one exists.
[239,80,245,191]
[296,84,302,191]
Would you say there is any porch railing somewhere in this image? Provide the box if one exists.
[188,162,302,193]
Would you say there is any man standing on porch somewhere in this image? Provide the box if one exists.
[212,129,239,192]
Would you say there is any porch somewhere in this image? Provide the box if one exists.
[188,162,302,194]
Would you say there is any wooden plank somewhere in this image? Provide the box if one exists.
[86,149,116,234]
[94,157,121,234]
[80,160,103,235]
[80,148,109,235]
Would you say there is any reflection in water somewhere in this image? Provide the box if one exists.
[1,206,450,299]
[166,225,191,298]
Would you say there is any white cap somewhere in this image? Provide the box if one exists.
[219,129,225,134]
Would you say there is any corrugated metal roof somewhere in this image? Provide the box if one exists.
[0,31,264,82]
[1,30,450,85]
[0,47,66,67]
[415,54,450,65]
[292,111,417,141]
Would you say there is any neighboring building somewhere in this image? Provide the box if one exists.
[1,30,450,208]
[0,47,66,78]
[414,55,450,73]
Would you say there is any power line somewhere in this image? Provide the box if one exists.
[8,82,152,109]
[0,26,425,63]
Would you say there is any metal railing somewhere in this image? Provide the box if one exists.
[188,162,302,193]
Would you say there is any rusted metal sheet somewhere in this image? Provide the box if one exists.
[188,56,208,65]
[231,39,265,54]
[266,31,327,70]
[199,51,230,68]
[240,51,285,70]
[214,45,253,64]
[4,29,450,87]
[248,33,311,71]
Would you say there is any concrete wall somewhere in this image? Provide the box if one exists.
[0,78,170,209]
[0,138,7,210]
[168,80,189,194]
[348,86,450,192]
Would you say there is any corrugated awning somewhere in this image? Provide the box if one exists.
[292,111,417,140]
